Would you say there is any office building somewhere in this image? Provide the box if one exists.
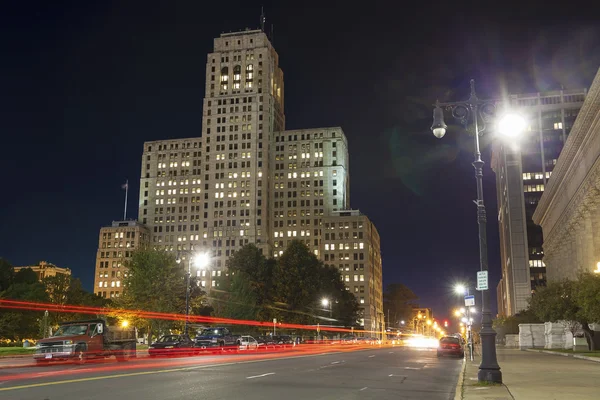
[94,220,150,298]
[137,28,382,329]
[492,88,587,316]
[322,210,382,333]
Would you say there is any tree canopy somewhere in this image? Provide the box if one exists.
[222,241,359,328]
[528,274,600,350]
[116,249,207,340]
[383,283,418,328]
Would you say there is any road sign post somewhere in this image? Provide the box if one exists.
[477,271,488,291]
[465,295,475,307]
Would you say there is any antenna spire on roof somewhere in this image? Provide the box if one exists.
[260,7,266,32]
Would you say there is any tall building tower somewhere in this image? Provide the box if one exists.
[271,127,349,258]
[492,88,587,316]
[202,29,285,271]
[94,220,150,298]
[139,29,285,286]
[137,27,383,330]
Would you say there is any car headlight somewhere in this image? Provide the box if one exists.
[210,338,218,343]
[64,340,73,345]
[165,346,174,349]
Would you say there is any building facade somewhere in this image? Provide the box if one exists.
[533,68,600,281]
[492,88,587,316]
[137,29,383,330]
[322,210,382,333]
[94,220,150,298]
[14,261,71,281]
[272,128,350,258]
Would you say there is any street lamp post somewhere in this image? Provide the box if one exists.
[177,252,210,335]
[321,298,332,318]
[431,80,525,383]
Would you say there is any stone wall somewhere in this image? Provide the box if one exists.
[505,334,519,348]
[544,322,569,349]
[519,323,545,349]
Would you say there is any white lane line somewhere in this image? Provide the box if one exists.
[246,372,275,379]
[359,387,368,391]
[404,367,420,370]
[368,355,375,358]
[389,352,394,354]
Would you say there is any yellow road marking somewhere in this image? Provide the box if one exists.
[0,351,345,392]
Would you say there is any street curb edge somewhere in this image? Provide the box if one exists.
[454,358,467,400]
[525,349,600,363]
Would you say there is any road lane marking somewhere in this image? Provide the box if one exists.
[246,372,275,379]
[0,351,351,392]
[368,355,375,358]
[388,352,394,354]
[404,367,420,370]
[359,387,368,391]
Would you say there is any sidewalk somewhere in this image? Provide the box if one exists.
[457,347,600,400]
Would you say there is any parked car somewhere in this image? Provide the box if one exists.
[437,336,465,358]
[238,336,259,350]
[195,327,241,349]
[256,336,276,349]
[149,334,196,357]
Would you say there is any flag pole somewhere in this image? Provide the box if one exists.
[123,179,128,220]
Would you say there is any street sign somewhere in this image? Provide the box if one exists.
[464,295,475,307]
[477,271,488,291]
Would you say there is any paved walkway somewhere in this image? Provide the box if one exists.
[460,347,600,400]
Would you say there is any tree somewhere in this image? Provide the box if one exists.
[529,278,599,351]
[225,244,276,321]
[383,283,418,328]
[574,273,600,350]
[0,258,14,292]
[218,241,359,329]
[0,268,49,340]
[272,240,324,325]
[318,264,360,327]
[117,249,205,341]
[493,309,541,339]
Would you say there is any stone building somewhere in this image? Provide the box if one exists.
[492,88,587,316]
[135,28,383,331]
[14,261,71,281]
[94,220,150,298]
[533,68,600,280]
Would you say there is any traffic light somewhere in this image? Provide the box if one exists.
[444,320,448,328]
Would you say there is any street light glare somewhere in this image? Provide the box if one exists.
[497,113,526,137]
[321,298,329,306]
[454,284,466,295]
[193,253,210,269]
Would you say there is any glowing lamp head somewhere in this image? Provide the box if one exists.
[431,105,447,139]
[193,253,210,269]
[497,113,526,137]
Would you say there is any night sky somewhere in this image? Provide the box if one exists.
[2,1,599,320]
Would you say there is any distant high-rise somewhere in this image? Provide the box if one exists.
[137,29,382,331]
[492,88,587,316]
[94,220,150,299]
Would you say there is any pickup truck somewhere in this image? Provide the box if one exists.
[34,319,136,364]
[195,327,240,349]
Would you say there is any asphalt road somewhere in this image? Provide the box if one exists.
[0,346,462,400]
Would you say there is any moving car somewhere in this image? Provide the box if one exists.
[149,334,196,357]
[34,319,136,364]
[437,336,465,358]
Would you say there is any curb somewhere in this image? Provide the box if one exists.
[525,349,600,363]
[454,358,467,400]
